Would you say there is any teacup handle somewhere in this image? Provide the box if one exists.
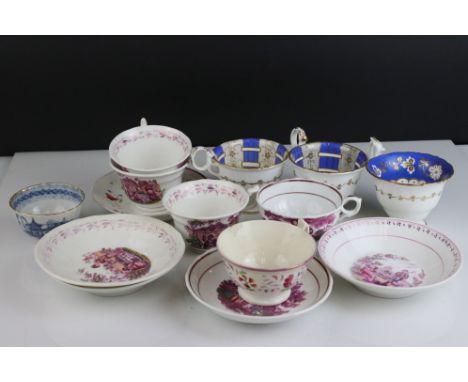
[191,146,220,174]
[297,218,310,235]
[369,137,386,158]
[140,117,148,127]
[290,127,308,146]
[339,196,362,221]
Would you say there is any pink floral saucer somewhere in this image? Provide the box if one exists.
[93,168,206,220]
[185,249,333,324]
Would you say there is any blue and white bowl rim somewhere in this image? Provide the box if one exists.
[9,182,86,216]
[366,151,454,185]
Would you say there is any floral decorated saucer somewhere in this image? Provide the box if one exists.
[185,249,333,324]
[93,168,206,220]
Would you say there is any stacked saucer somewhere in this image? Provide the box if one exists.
[34,214,185,296]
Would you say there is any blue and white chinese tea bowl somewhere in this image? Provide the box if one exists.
[191,138,289,186]
[367,152,454,221]
[9,183,85,238]
[289,127,385,197]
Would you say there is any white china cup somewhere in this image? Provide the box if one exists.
[217,220,316,306]
[109,117,192,174]
[318,217,462,298]
[257,178,362,238]
[366,151,454,222]
[110,161,186,214]
[289,127,385,197]
[162,180,250,251]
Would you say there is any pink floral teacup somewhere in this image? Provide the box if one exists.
[162,180,249,251]
[217,220,316,306]
[256,178,362,238]
[111,161,186,214]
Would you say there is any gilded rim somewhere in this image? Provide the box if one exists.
[209,138,289,171]
[366,151,455,187]
[288,141,368,176]
[9,182,86,217]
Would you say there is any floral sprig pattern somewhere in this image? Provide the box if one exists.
[217,280,306,316]
[372,156,446,181]
[111,128,191,159]
[165,182,247,209]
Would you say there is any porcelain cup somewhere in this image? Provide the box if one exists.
[109,117,192,174]
[162,180,249,250]
[110,161,186,214]
[367,151,454,222]
[256,178,362,238]
[9,182,85,238]
[217,220,316,306]
[289,127,385,197]
[191,138,289,211]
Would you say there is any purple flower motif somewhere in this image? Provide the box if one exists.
[263,210,337,238]
[217,280,306,316]
[186,215,239,249]
[121,177,162,204]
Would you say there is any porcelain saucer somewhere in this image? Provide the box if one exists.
[186,249,333,324]
[93,168,206,220]
[62,277,155,296]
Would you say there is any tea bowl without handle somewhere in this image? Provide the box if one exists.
[216,220,316,306]
[9,182,85,238]
[256,178,362,238]
[162,179,250,251]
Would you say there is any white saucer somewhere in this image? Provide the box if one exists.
[186,249,333,324]
[62,277,155,296]
[93,168,206,220]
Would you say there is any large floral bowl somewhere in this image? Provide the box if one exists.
[318,218,462,298]
[34,214,185,288]
[217,220,316,306]
[9,182,85,238]
[289,127,385,197]
[367,151,454,221]
[109,118,192,174]
[256,178,362,238]
[162,180,249,251]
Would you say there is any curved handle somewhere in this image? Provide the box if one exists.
[290,127,308,146]
[369,137,386,158]
[191,146,217,172]
[140,117,148,127]
[297,218,310,235]
[339,197,362,221]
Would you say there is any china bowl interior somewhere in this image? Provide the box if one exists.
[10,183,84,215]
[212,138,288,170]
[217,220,316,270]
[109,125,192,172]
[290,142,367,173]
[367,152,454,184]
[257,179,342,218]
[319,218,461,290]
[163,180,249,219]
[35,214,185,287]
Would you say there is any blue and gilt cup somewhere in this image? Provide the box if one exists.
[9,183,85,238]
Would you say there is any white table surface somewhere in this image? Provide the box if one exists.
[0,141,466,346]
[0,156,12,186]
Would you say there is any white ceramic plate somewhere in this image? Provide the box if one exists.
[186,249,333,324]
[35,214,185,288]
[318,217,462,298]
[62,277,155,296]
[92,168,206,219]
